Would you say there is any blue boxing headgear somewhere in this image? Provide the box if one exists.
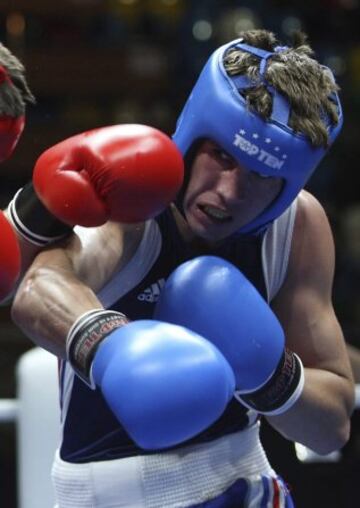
[173,39,343,235]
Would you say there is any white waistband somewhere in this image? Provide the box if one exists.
[52,423,275,508]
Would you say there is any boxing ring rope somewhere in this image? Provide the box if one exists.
[0,348,359,508]
[0,398,18,422]
[0,348,61,508]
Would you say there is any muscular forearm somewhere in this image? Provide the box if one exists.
[266,367,354,454]
[11,252,103,359]
[11,221,143,359]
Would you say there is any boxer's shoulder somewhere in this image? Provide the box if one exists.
[287,190,334,283]
[71,221,146,292]
[294,190,330,232]
[272,190,336,327]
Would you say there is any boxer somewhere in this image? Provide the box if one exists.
[12,30,354,507]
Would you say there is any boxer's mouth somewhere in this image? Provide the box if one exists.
[199,204,232,223]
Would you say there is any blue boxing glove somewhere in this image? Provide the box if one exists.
[66,310,235,450]
[154,256,304,416]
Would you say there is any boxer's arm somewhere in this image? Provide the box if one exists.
[11,220,145,358]
[267,191,354,454]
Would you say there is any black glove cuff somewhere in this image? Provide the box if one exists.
[8,183,73,245]
[236,349,304,415]
[66,309,129,388]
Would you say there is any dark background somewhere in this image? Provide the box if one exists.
[0,1,359,506]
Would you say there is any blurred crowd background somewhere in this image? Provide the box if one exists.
[0,0,359,507]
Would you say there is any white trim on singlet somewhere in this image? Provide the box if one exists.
[60,360,76,429]
[96,219,162,308]
[262,199,298,303]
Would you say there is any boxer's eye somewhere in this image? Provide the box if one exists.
[212,147,236,168]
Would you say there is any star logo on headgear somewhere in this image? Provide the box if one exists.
[233,129,288,170]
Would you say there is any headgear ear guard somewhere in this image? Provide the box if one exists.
[172,39,343,235]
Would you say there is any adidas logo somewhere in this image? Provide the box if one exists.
[137,279,165,303]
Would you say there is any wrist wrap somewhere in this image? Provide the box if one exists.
[8,183,73,246]
[235,349,304,415]
[66,309,129,388]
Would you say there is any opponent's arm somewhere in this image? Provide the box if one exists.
[267,191,354,454]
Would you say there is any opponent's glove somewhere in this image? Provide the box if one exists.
[155,255,305,416]
[0,210,21,301]
[8,124,184,245]
[66,309,235,449]
[33,123,184,226]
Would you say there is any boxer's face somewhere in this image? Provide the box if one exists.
[182,140,283,243]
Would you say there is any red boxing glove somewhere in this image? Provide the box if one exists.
[33,124,184,227]
[0,210,21,300]
[0,66,25,162]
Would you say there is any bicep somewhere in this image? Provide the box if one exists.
[272,192,351,379]
[274,283,350,376]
